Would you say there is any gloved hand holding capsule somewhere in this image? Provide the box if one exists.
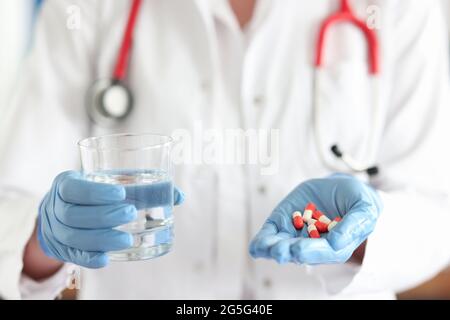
[249,173,382,265]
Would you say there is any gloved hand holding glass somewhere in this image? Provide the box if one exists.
[249,173,382,265]
[38,134,185,268]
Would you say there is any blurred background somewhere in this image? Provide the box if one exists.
[0,0,449,300]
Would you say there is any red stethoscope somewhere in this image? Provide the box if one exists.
[313,0,380,176]
[87,0,380,176]
[86,0,142,127]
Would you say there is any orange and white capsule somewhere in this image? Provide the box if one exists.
[307,224,320,238]
[292,211,304,230]
[303,203,316,223]
[312,210,332,225]
[327,217,342,231]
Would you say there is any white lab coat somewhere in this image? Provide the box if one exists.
[0,0,30,112]
[0,0,37,300]
[1,0,449,299]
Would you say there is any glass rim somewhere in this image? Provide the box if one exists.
[78,132,173,152]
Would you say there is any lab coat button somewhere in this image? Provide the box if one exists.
[262,278,272,288]
[193,261,204,272]
[200,79,211,92]
[253,95,265,107]
[257,185,267,195]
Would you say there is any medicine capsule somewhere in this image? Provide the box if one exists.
[292,211,304,230]
[313,210,332,225]
[314,220,329,233]
[327,217,342,231]
[303,203,316,223]
[312,210,322,220]
[307,224,320,238]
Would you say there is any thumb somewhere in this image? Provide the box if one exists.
[327,201,378,251]
[174,187,185,206]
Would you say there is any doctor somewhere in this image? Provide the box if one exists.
[1,0,450,299]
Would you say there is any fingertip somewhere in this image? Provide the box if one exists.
[88,253,109,269]
[103,184,126,202]
[109,231,134,251]
[124,205,138,221]
[253,239,269,257]
[276,257,289,265]
[289,242,306,263]
[125,233,134,248]
[248,239,260,258]
[292,238,333,264]
[270,242,290,264]
[327,229,350,251]
[86,183,126,204]
[110,204,138,226]
[174,188,185,206]
[252,238,263,258]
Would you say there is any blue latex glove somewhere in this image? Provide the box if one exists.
[37,171,185,268]
[249,173,382,265]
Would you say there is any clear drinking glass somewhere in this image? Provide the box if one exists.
[78,133,174,261]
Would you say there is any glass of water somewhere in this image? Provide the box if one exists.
[78,133,174,261]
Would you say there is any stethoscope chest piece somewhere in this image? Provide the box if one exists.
[86,79,133,127]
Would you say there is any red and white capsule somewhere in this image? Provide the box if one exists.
[314,220,329,233]
[327,217,342,231]
[303,203,316,223]
[312,210,332,225]
[307,224,320,238]
[292,211,304,230]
